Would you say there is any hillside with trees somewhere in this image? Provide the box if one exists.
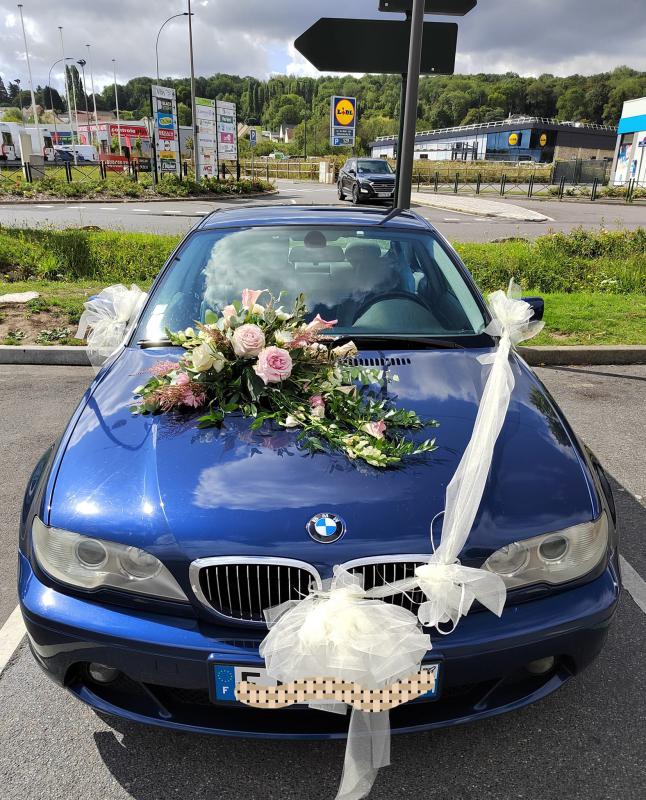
[2,66,645,155]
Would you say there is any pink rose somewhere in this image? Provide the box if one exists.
[175,372,189,386]
[241,288,266,310]
[253,346,293,384]
[306,313,338,333]
[363,420,387,440]
[309,394,325,409]
[222,305,237,325]
[232,323,266,358]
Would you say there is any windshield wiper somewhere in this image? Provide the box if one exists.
[327,334,464,350]
[138,338,174,348]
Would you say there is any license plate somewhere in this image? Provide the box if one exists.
[377,191,393,197]
[211,662,440,704]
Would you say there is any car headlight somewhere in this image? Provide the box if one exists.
[32,517,188,603]
[483,513,608,590]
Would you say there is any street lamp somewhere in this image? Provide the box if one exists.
[48,57,73,142]
[155,12,192,83]
[59,26,78,164]
[17,4,42,152]
[76,59,90,144]
[14,78,23,119]
[85,45,100,149]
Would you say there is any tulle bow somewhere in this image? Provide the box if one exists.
[76,284,148,364]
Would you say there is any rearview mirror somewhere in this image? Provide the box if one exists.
[522,296,544,322]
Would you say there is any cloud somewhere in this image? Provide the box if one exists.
[1,0,644,92]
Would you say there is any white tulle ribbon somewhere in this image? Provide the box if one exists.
[261,568,431,800]
[76,284,147,365]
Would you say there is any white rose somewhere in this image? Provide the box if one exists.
[184,327,196,339]
[275,308,293,321]
[311,405,325,420]
[192,343,224,372]
[283,415,301,428]
[232,323,266,358]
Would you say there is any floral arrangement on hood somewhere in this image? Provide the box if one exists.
[131,290,437,468]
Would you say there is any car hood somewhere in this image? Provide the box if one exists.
[361,172,395,182]
[49,347,596,578]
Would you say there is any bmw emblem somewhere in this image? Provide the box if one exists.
[307,513,346,544]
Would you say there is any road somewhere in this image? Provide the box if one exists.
[0,362,645,799]
[0,180,644,241]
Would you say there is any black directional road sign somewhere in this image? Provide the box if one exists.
[378,0,477,14]
[294,18,457,75]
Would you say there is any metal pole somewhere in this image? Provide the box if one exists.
[187,0,199,178]
[77,60,90,146]
[48,58,71,143]
[156,13,189,84]
[393,72,407,205]
[112,59,122,156]
[396,0,425,209]
[58,28,73,152]
[17,4,42,154]
[86,45,100,150]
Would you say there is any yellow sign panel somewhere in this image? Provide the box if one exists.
[508,132,519,146]
[335,98,356,127]
[539,133,548,147]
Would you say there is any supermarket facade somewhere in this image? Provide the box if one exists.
[370,116,617,163]
[611,97,646,185]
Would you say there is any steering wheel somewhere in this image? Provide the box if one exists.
[351,291,434,325]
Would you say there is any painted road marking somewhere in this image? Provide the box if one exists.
[443,217,463,222]
[36,205,53,209]
[99,207,117,211]
[0,606,25,678]
[620,556,646,615]
[131,208,151,213]
[66,206,83,210]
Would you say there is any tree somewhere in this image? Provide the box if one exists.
[1,106,23,122]
[262,93,307,131]
[557,87,588,121]
[0,76,8,104]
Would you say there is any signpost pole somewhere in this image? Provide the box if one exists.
[187,0,199,179]
[396,0,425,209]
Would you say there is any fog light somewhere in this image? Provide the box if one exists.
[525,656,555,675]
[88,663,120,684]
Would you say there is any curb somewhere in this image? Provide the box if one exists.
[410,192,549,222]
[519,345,646,366]
[2,344,646,368]
[0,189,278,206]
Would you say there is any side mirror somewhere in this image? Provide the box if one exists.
[349,169,356,176]
[523,296,544,322]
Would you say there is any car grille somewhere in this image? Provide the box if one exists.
[193,560,321,623]
[346,560,429,614]
[370,180,395,191]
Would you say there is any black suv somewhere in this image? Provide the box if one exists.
[337,158,396,204]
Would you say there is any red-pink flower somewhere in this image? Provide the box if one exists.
[253,346,293,384]
[153,381,207,411]
[306,314,338,333]
[241,288,266,310]
[309,394,325,409]
[363,420,387,440]
[175,372,189,386]
[150,360,179,377]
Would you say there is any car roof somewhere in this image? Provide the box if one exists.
[196,204,435,232]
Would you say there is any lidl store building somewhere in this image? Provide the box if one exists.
[611,97,646,185]
[370,117,617,163]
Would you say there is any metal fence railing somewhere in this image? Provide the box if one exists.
[239,159,320,182]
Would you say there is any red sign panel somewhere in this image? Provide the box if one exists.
[99,153,130,172]
[158,128,177,141]
[109,124,149,138]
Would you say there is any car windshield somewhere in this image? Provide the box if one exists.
[356,160,393,175]
[135,225,487,341]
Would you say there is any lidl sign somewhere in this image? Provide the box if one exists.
[331,96,357,147]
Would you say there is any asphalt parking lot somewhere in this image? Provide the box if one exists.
[1,363,645,800]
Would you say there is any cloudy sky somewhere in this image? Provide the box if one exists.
[2,0,645,92]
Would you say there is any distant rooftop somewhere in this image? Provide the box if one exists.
[374,116,617,143]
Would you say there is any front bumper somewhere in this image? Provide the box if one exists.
[19,551,620,740]
[359,183,395,200]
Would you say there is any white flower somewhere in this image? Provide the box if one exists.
[274,329,294,346]
[311,405,325,420]
[192,343,225,373]
[283,415,301,428]
[331,341,358,359]
[251,303,265,317]
[184,327,196,339]
[275,308,293,322]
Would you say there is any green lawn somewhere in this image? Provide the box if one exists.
[2,280,644,347]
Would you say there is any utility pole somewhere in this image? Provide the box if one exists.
[59,27,78,164]
[77,59,90,145]
[112,59,123,156]
[86,45,100,150]
[187,0,199,177]
[17,4,42,154]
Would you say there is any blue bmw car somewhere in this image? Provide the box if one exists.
[18,205,620,738]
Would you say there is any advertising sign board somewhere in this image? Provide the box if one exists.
[216,101,238,161]
[196,97,217,178]
[330,96,356,147]
[151,85,181,178]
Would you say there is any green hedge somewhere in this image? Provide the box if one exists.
[1,226,645,292]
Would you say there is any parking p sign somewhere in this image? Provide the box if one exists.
[249,129,257,147]
[330,95,357,147]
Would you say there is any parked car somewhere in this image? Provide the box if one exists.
[19,205,619,738]
[338,157,396,204]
